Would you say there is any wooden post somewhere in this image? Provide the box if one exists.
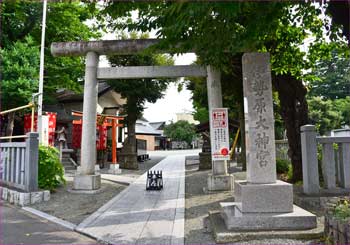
[112,119,117,164]
[31,105,35,132]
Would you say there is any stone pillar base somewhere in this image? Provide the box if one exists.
[73,174,101,190]
[234,180,293,213]
[199,152,212,170]
[108,164,122,174]
[207,173,234,191]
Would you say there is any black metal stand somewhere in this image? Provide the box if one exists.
[146,170,163,190]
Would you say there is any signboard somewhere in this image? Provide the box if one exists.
[41,115,49,146]
[210,108,230,160]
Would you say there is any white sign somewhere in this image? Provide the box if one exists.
[210,108,230,160]
[40,115,49,146]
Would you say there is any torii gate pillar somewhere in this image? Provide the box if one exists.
[206,66,234,191]
[73,51,101,191]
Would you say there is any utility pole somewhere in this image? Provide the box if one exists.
[37,0,47,142]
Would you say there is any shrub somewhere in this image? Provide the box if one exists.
[276,158,291,174]
[334,199,350,220]
[38,145,66,191]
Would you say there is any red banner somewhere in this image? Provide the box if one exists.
[72,123,107,150]
[24,113,56,146]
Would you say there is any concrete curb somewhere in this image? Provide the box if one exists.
[0,186,50,206]
[22,207,76,231]
[101,177,131,186]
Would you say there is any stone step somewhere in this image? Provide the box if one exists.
[61,160,72,165]
[219,202,317,231]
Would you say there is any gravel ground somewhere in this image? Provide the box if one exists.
[30,179,126,225]
[184,164,323,245]
[31,156,165,225]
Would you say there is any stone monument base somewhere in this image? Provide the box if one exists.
[234,180,293,213]
[199,152,212,170]
[207,173,234,191]
[73,174,101,190]
[108,164,122,174]
[207,211,323,243]
[220,202,317,231]
[219,179,317,231]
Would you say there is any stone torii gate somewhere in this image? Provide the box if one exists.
[51,39,233,191]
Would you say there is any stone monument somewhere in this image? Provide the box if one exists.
[220,53,316,230]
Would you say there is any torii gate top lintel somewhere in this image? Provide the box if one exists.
[51,38,163,57]
[51,39,207,79]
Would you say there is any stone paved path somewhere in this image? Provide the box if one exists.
[76,154,186,244]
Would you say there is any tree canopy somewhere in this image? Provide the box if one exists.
[1,36,39,110]
[1,1,100,103]
[164,120,197,145]
[308,50,350,100]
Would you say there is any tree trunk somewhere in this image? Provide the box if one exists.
[272,74,309,182]
[5,112,15,142]
[120,105,138,170]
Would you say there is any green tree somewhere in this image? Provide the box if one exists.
[334,97,350,126]
[107,33,174,169]
[1,36,39,138]
[308,51,350,99]
[308,97,343,135]
[1,1,100,103]
[164,120,197,146]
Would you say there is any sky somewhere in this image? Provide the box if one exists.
[143,53,197,123]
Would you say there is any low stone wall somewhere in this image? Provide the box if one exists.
[324,199,350,244]
[0,186,50,206]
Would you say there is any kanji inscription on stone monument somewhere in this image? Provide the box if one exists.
[242,53,277,184]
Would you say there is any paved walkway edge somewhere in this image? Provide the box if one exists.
[22,206,77,230]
